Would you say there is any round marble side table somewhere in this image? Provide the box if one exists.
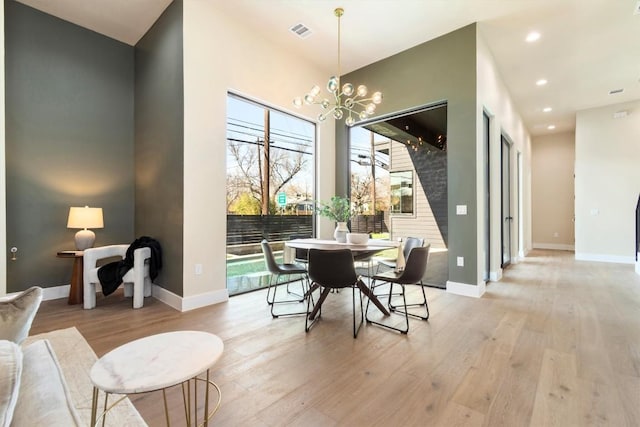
[90,331,224,426]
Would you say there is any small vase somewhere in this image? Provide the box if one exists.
[334,222,349,243]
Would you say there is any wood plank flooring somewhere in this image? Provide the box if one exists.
[30,250,640,426]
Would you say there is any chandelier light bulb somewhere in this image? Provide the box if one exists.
[327,76,339,93]
[342,83,354,96]
[292,8,383,126]
[365,103,376,115]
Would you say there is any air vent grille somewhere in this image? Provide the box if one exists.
[609,88,624,95]
[290,23,312,39]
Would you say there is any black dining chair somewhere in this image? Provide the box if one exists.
[261,240,309,318]
[305,248,364,338]
[366,245,430,334]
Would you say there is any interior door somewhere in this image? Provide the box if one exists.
[501,135,512,267]
[483,111,490,281]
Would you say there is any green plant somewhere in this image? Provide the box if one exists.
[316,196,352,223]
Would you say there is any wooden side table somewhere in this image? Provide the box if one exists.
[57,251,84,305]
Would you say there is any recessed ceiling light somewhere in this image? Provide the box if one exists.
[526,32,541,42]
[543,107,552,112]
[536,79,548,86]
[547,125,556,130]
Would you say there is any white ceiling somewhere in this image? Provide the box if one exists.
[16,0,640,137]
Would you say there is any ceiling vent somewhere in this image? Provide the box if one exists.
[290,23,312,39]
[609,88,624,95]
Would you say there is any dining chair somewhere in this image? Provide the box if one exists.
[376,236,425,273]
[366,245,430,334]
[261,240,309,318]
[305,248,364,338]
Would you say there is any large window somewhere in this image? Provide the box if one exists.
[390,170,414,214]
[226,94,315,295]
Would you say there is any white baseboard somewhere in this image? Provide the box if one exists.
[41,285,72,301]
[446,280,486,298]
[4,283,228,312]
[489,270,502,282]
[533,243,575,251]
[3,284,77,302]
[152,285,228,312]
[574,253,635,264]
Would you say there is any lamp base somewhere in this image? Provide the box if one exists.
[75,229,96,251]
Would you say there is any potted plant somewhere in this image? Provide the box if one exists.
[316,196,352,243]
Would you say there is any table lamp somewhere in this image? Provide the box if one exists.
[67,206,104,250]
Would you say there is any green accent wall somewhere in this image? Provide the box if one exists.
[4,1,135,292]
[338,24,478,286]
[134,0,184,296]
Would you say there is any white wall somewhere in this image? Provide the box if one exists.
[575,100,640,263]
[532,132,575,250]
[1,2,6,296]
[181,2,335,304]
[476,30,533,285]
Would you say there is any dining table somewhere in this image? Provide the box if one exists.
[285,238,398,318]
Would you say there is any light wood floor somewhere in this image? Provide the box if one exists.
[31,250,640,426]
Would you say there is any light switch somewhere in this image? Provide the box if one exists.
[457,257,464,267]
[456,205,467,215]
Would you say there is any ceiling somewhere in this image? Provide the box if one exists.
[15,0,640,137]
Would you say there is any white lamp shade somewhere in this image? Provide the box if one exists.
[67,206,103,251]
[67,206,104,229]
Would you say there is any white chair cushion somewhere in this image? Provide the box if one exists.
[12,340,82,426]
[0,341,22,427]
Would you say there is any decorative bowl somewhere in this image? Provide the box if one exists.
[346,233,369,245]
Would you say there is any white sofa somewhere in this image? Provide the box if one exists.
[0,287,146,426]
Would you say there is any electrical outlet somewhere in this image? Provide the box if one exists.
[456,205,467,215]
[457,256,464,267]
[195,264,203,275]
[553,232,559,238]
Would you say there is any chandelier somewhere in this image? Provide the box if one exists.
[293,7,383,126]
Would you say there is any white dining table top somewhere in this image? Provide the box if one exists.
[286,238,397,252]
